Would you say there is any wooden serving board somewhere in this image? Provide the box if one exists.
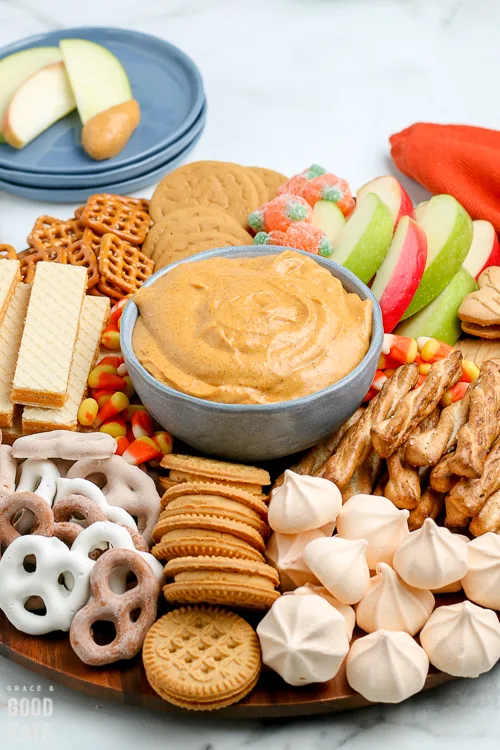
[0,608,454,718]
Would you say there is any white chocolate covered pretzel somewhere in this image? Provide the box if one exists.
[54,477,137,530]
[12,430,117,461]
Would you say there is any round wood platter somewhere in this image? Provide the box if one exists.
[0,608,454,718]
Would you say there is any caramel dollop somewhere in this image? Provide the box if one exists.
[82,99,140,161]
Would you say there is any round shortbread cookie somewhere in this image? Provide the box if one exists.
[161,482,269,517]
[159,496,269,539]
[151,528,265,563]
[249,167,288,199]
[151,512,265,552]
[154,228,253,271]
[149,161,263,225]
[143,606,261,710]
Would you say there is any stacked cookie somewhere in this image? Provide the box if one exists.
[152,454,280,609]
[143,161,288,270]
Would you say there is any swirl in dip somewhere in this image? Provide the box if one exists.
[132,250,372,404]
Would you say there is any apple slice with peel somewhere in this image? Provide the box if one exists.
[356,175,414,228]
[0,46,62,142]
[2,62,76,149]
[60,39,132,124]
[401,195,473,320]
[371,217,427,332]
[414,200,429,222]
[462,220,500,280]
[331,193,393,284]
[396,268,477,345]
[311,200,346,244]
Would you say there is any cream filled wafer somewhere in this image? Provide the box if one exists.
[0,259,21,328]
[0,283,30,427]
[12,263,87,408]
[22,296,109,432]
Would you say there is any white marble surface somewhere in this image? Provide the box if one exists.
[1,0,500,746]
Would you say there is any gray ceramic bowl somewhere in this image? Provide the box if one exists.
[121,246,383,462]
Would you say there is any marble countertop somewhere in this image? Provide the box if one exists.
[1,0,500,747]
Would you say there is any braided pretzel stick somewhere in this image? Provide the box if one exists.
[70,547,160,665]
[408,488,446,531]
[371,351,463,459]
[445,440,500,529]
[322,363,419,487]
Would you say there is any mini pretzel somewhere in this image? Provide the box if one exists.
[0,534,91,634]
[0,491,53,554]
[28,216,83,255]
[82,227,103,258]
[323,364,419,487]
[445,441,500,528]
[430,452,459,494]
[405,387,472,467]
[52,521,83,546]
[80,194,151,245]
[54,477,137,530]
[0,244,17,260]
[70,547,160,665]
[371,352,463,459]
[0,445,17,494]
[408,488,445,531]
[18,247,48,283]
[272,408,364,490]
[16,458,59,503]
[98,233,154,299]
[12,430,117,460]
[448,360,500,478]
[67,240,99,289]
[67,455,161,547]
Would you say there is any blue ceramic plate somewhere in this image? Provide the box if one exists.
[0,27,204,174]
[0,128,202,202]
[0,103,206,188]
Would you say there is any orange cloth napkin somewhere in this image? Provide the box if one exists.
[390,123,500,233]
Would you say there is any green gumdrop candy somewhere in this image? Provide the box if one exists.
[248,209,265,232]
[303,164,327,180]
[253,231,270,245]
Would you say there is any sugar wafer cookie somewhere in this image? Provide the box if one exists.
[12,262,87,408]
[22,296,109,432]
[0,283,30,427]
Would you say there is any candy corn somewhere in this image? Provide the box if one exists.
[117,362,128,377]
[77,398,99,427]
[131,409,154,438]
[94,391,129,427]
[440,382,469,407]
[372,370,388,391]
[97,354,124,368]
[152,431,173,456]
[115,435,130,456]
[122,436,160,465]
[383,334,417,364]
[123,404,147,422]
[420,339,454,364]
[101,322,121,350]
[378,352,401,370]
[122,375,135,400]
[460,360,480,383]
[88,364,126,392]
[109,296,131,324]
[92,390,114,409]
[100,415,127,438]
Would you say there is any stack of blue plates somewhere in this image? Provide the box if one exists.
[0,28,205,202]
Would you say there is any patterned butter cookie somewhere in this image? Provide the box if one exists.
[163,555,280,610]
[151,528,265,563]
[161,482,268,517]
[160,454,270,489]
[149,161,263,226]
[151,512,265,553]
[143,605,261,710]
[159,496,269,539]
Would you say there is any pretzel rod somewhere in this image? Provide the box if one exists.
[271,408,364,490]
[445,440,500,528]
[322,363,418,487]
[448,360,500,478]
[470,488,500,535]
[408,488,445,531]
[371,351,462,459]
[385,410,439,510]
[340,451,383,503]
[430,452,460,494]
[405,387,472,467]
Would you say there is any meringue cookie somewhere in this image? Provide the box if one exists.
[289,584,355,640]
[420,601,500,677]
[268,470,342,534]
[356,562,434,636]
[256,594,349,686]
[265,529,325,591]
[431,534,469,594]
[346,630,429,703]
[462,533,500,609]
[336,494,409,569]
[303,536,370,604]
[393,518,468,590]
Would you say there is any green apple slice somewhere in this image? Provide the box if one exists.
[331,193,393,284]
[311,200,346,244]
[402,195,472,319]
[395,267,477,345]
[60,39,132,124]
[0,46,62,141]
[414,200,429,222]
[2,62,76,149]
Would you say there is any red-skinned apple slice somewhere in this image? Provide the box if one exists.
[462,220,500,280]
[356,175,414,228]
[371,216,427,332]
